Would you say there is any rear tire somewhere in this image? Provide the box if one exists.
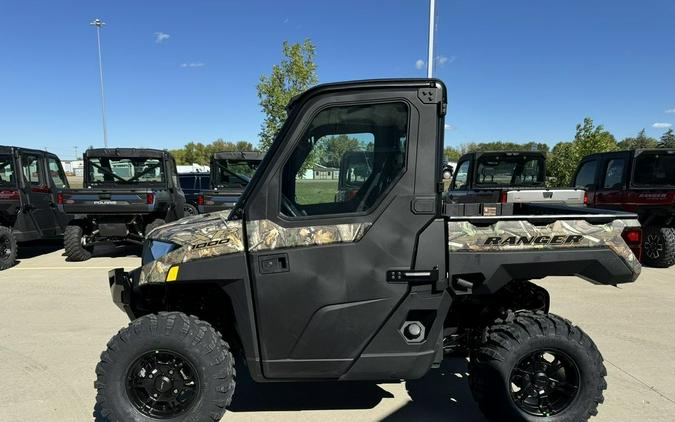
[144,219,166,237]
[95,312,235,422]
[0,226,18,270]
[642,226,675,268]
[64,224,93,262]
[469,311,606,422]
[183,203,199,216]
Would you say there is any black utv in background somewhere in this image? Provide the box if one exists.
[98,79,642,422]
[197,151,262,213]
[0,146,70,269]
[573,148,675,267]
[178,172,210,216]
[58,148,185,261]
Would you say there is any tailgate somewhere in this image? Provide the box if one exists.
[446,218,641,292]
[59,190,156,214]
[198,191,240,214]
[506,189,585,205]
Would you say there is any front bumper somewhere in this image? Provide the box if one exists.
[108,267,139,319]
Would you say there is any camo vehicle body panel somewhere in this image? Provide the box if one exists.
[447,218,642,275]
[246,219,371,252]
[139,214,371,284]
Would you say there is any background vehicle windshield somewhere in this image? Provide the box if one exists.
[633,152,675,186]
[213,160,259,188]
[0,156,16,187]
[475,155,545,187]
[88,157,165,184]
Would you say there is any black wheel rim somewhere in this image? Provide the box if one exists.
[509,349,580,417]
[184,205,197,216]
[644,234,663,259]
[126,349,200,419]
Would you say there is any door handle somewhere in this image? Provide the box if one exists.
[259,253,289,274]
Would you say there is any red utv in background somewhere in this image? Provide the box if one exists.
[573,149,675,267]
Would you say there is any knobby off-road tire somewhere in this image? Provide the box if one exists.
[642,226,675,268]
[469,311,606,422]
[144,219,166,238]
[64,224,92,262]
[95,312,236,422]
[0,226,18,270]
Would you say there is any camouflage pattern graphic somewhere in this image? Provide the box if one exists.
[140,211,244,284]
[247,219,370,252]
[447,218,642,275]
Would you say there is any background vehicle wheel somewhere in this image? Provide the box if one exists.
[183,203,199,216]
[469,311,606,422]
[0,226,18,270]
[642,226,675,268]
[64,224,93,262]
[144,219,166,237]
[95,312,235,422]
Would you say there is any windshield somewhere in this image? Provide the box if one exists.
[474,154,545,187]
[633,151,675,187]
[88,157,165,184]
[212,159,260,188]
[0,155,16,187]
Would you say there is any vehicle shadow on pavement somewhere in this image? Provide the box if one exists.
[16,239,63,259]
[380,358,487,421]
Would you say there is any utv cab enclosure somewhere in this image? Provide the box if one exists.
[448,151,586,205]
[197,151,263,214]
[178,172,210,216]
[59,148,185,261]
[573,148,675,267]
[0,146,70,269]
[98,80,642,422]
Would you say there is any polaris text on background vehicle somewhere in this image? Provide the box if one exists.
[58,148,185,261]
[96,79,642,422]
[0,146,70,269]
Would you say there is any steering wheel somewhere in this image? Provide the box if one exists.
[281,195,306,217]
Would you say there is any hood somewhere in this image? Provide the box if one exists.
[147,210,233,246]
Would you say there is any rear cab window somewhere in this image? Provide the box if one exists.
[48,157,69,189]
[632,151,675,187]
[474,154,545,187]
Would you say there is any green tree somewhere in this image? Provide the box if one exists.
[460,141,549,154]
[318,134,362,168]
[443,146,461,161]
[617,129,658,150]
[170,139,256,165]
[548,142,576,186]
[257,39,318,152]
[572,117,617,159]
[659,128,675,148]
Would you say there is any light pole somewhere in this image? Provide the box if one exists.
[427,0,436,78]
[90,18,109,148]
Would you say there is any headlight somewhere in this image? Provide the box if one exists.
[142,240,179,265]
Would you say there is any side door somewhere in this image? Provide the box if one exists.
[245,90,438,379]
[594,152,629,211]
[572,158,600,205]
[46,155,71,233]
[21,152,58,237]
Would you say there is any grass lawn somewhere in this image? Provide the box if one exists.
[295,179,339,204]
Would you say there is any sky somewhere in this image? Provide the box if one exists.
[0,0,674,160]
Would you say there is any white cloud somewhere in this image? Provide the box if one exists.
[652,122,672,128]
[154,32,170,43]
[444,123,455,131]
[180,62,205,68]
[283,18,289,24]
[436,55,456,66]
[415,59,425,70]
[666,108,675,114]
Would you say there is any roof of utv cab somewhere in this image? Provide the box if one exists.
[85,148,167,159]
[212,151,264,161]
[0,145,60,157]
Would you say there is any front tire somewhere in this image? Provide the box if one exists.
[64,224,93,261]
[95,312,235,422]
[0,226,18,270]
[469,311,606,422]
[183,203,199,216]
[642,226,675,268]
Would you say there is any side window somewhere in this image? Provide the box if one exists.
[179,176,193,191]
[200,175,210,190]
[452,160,470,190]
[280,102,408,217]
[22,155,43,186]
[47,157,69,189]
[603,159,625,189]
[574,160,597,189]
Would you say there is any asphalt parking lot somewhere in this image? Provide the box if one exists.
[0,243,674,422]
